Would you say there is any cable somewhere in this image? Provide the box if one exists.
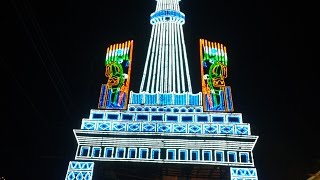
[0,56,43,122]
[11,0,74,119]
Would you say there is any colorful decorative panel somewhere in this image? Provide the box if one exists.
[98,40,134,110]
[200,39,234,112]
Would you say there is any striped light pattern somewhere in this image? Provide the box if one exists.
[73,130,258,167]
[140,0,192,93]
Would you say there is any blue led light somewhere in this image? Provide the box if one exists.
[150,10,185,25]
[204,125,218,134]
[112,123,126,131]
[220,125,234,134]
[236,125,249,135]
[167,149,176,160]
[128,123,141,132]
[151,149,160,159]
[191,150,200,160]
[143,123,156,132]
[82,122,96,130]
[97,122,110,131]
[173,124,187,133]
[230,168,258,179]
[179,150,188,160]
[188,125,202,133]
[157,124,171,133]
[137,114,149,121]
[203,150,212,161]
[128,148,137,158]
[151,115,163,121]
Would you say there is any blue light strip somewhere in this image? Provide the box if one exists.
[150,10,185,25]
[130,92,201,106]
[81,120,251,135]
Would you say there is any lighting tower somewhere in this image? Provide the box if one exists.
[64,0,259,179]
[140,0,192,93]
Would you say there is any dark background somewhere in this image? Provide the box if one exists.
[1,0,317,179]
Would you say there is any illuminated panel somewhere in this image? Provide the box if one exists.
[65,161,94,180]
[199,39,234,112]
[230,167,258,180]
[98,40,134,110]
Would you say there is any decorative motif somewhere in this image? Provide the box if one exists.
[203,125,218,134]
[188,125,202,133]
[230,167,258,180]
[128,123,141,132]
[157,124,172,133]
[236,125,250,135]
[65,161,94,180]
[220,125,234,134]
[173,124,187,133]
[112,123,126,131]
[97,122,111,131]
[200,39,234,112]
[143,123,156,132]
[98,40,134,110]
[82,122,96,130]
[81,120,250,136]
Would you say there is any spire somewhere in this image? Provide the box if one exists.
[139,0,193,93]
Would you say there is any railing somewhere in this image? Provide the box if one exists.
[129,91,202,106]
[81,120,251,136]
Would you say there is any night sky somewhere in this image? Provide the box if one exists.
[1,0,317,180]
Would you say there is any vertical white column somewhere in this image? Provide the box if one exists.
[161,0,165,10]
[146,24,161,92]
[140,26,156,92]
[160,22,166,93]
[164,22,169,93]
[174,23,181,93]
[168,22,174,92]
[177,23,186,92]
[151,24,162,93]
[156,22,164,92]
[156,1,160,11]
[179,25,193,93]
[171,22,175,92]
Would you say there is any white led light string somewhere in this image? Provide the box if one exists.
[145,24,160,92]
[140,26,156,92]
[179,25,193,93]
[174,23,181,93]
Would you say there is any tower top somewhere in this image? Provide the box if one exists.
[151,0,185,25]
[140,0,192,93]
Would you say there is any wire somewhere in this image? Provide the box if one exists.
[24,0,74,104]
[10,0,75,120]
[0,55,43,122]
